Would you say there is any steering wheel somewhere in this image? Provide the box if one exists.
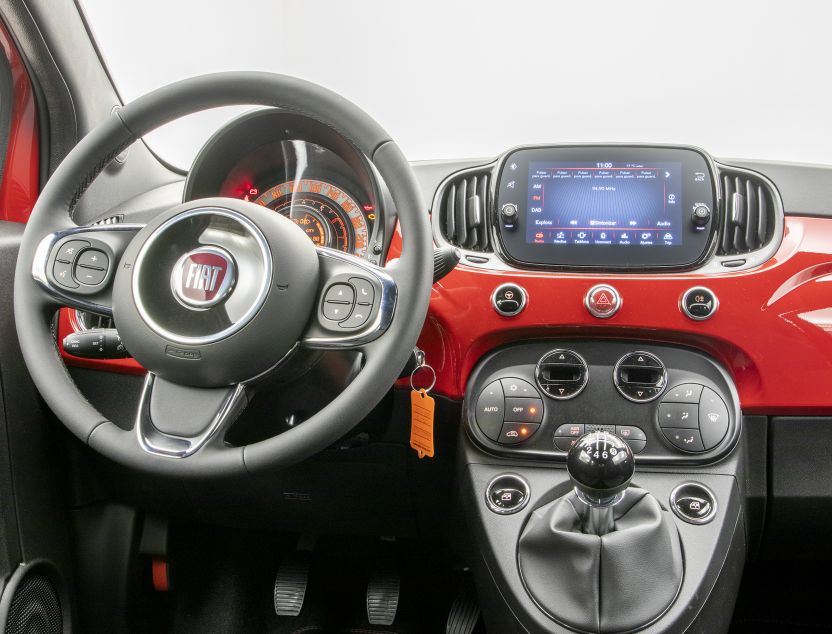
[13,72,432,478]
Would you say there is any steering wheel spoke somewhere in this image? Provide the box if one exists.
[136,373,248,458]
[32,222,144,314]
[301,247,397,351]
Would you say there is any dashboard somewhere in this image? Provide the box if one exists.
[182,109,388,265]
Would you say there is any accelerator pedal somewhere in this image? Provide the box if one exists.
[366,559,400,626]
[446,581,481,634]
[273,536,315,617]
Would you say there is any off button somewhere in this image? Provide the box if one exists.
[585,284,621,319]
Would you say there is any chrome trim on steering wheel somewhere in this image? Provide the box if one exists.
[302,247,398,349]
[32,223,146,315]
[135,373,248,458]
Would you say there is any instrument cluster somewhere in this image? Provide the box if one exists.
[183,109,385,263]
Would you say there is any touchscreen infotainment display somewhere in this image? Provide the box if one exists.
[526,162,683,247]
[495,146,717,270]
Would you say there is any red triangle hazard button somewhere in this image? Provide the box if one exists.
[586,285,621,318]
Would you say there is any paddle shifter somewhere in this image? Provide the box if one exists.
[566,430,635,535]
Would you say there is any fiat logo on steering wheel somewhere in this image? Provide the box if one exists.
[171,246,236,309]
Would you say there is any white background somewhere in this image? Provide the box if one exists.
[81,0,832,170]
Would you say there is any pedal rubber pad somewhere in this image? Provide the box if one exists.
[446,582,481,634]
[366,563,400,626]
[273,552,311,617]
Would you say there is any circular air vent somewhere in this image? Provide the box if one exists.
[613,351,667,403]
[535,349,589,400]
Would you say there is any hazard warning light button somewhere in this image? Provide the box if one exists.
[585,284,621,319]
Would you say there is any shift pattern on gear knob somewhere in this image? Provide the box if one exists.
[566,431,635,507]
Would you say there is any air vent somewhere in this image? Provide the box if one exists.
[614,352,666,403]
[436,169,492,251]
[93,214,123,225]
[75,310,115,330]
[717,171,776,256]
[535,349,589,400]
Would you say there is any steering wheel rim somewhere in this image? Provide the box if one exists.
[13,71,433,478]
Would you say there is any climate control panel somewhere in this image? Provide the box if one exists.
[465,341,740,464]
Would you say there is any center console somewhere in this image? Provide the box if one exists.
[458,341,746,633]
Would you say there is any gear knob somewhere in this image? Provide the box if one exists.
[567,431,634,508]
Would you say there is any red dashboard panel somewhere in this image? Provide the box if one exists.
[411,216,832,415]
[0,21,39,223]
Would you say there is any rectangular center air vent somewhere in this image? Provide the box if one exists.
[435,169,492,251]
[718,171,776,256]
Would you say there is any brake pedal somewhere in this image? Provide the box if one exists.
[446,581,481,634]
[366,560,400,626]
[273,550,312,617]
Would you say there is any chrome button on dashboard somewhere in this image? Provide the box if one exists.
[682,286,718,320]
[585,284,621,318]
[492,283,527,317]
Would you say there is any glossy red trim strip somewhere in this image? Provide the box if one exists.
[0,20,39,223]
[411,216,832,416]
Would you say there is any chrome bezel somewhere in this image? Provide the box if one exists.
[485,473,531,515]
[613,350,667,403]
[490,283,528,317]
[669,481,718,525]
[680,286,720,321]
[132,207,272,345]
[534,348,590,400]
[584,283,622,319]
[135,372,247,458]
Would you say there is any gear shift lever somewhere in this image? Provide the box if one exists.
[566,431,635,535]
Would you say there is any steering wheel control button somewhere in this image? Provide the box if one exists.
[670,482,717,524]
[504,397,544,423]
[614,351,667,403]
[322,301,350,321]
[350,277,375,304]
[498,422,539,444]
[492,283,527,317]
[658,403,699,429]
[475,380,505,440]
[75,264,107,286]
[339,305,371,329]
[56,240,90,263]
[500,377,539,398]
[486,474,530,515]
[699,388,729,449]
[52,260,79,289]
[324,283,355,304]
[585,284,621,319]
[77,249,109,270]
[535,349,589,400]
[662,427,705,452]
[682,287,718,320]
[664,383,704,404]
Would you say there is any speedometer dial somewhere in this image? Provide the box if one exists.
[254,179,370,257]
